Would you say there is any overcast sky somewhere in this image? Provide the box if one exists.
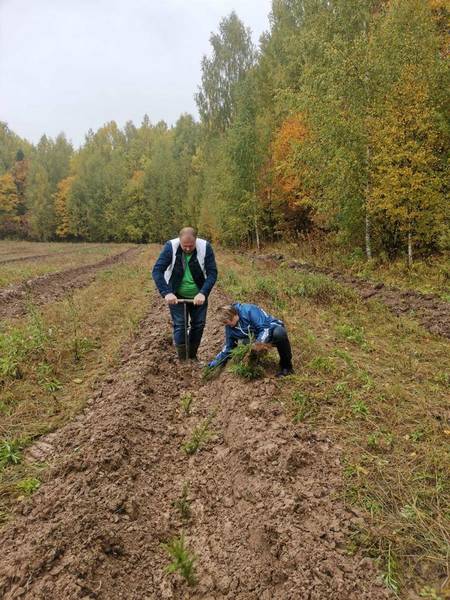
[0,0,272,147]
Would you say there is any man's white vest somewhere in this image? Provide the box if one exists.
[163,237,208,284]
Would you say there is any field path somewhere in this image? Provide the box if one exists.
[0,289,391,599]
[0,246,140,318]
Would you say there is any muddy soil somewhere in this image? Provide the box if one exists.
[0,247,140,319]
[0,290,391,600]
[255,254,450,339]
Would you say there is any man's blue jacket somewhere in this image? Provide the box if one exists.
[209,302,284,367]
[152,240,217,298]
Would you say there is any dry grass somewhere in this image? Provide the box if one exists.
[218,251,450,598]
[0,244,157,519]
[262,239,450,300]
[0,242,133,287]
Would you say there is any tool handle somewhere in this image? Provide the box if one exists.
[177,298,195,303]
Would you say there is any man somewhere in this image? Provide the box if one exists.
[152,227,218,360]
[208,303,294,377]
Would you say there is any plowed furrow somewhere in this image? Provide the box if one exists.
[0,291,391,599]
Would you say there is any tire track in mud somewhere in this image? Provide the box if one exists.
[0,291,391,599]
[0,247,140,319]
[255,254,450,339]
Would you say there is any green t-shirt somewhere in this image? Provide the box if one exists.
[176,253,200,299]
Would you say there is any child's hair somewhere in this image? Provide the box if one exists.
[217,304,237,324]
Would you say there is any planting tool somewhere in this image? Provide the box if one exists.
[177,299,194,359]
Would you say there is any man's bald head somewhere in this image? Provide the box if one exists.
[179,227,197,254]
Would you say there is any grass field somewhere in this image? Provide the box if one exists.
[0,242,134,287]
[265,240,450,300]
[0,242,155,521]
[0,240,448,597]
[219,251,450,596]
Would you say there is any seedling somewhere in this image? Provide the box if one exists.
[162,532,196,586]
[229,341,265,380]
[173,483,191,522]
[180,393,193,416]
[182,419,212,455]
[202,364,222,381]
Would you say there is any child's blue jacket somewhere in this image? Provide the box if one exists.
[209,302,284,367]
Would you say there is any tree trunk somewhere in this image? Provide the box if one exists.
[254,213,260,251]
[365,211,372,260]
[407,230,413,268]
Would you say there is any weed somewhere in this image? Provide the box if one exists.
[255,276,279,300]
[333,381,353,398]
[229,342,265,380]
[180,393,193,416]
[294,272,354,305]
[0,330,25,379]
[0,440,22,467]
[67,295,97,361]
[173,483,191,521]
[44,378,63,392]
[291,391,313,422]
[37,363,62,392]
[308,356,334,373]
[16,477,41,495]
[351,399,369,417]
[381,543,400,593]
[419,586,444,599]
[410,428,426,442]
[182,419,212,455]
[26,305,48,351]
[336,323,368,349]
[162,532,196,586]
[334,348,354,367]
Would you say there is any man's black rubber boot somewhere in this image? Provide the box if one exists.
[188,343,200,360]
[176,345,187,360]
[276,366,294,377]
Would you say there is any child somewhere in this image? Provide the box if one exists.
[208,303,294,377]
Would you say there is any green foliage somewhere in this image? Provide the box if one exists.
[336,323,368,349]
[291,391,314,423]
[382,543,400,593]
[182,419,212,455]
[229,342,265,380]
[0,308,48,381]
[16,477,41,495]
[0,0,447,259]
[162,532,196,586]
[308,356,334,374]
[180,393,193,416]
[351,399,369,417]
[294,273,354,305]
[173,483,191,522]
[0,440,22,467]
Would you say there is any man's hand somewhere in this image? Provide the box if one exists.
[164,293,178,305]
[252,342,271,354]
[193,293,206,306]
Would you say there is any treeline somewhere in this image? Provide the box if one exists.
[0,0,448,264]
